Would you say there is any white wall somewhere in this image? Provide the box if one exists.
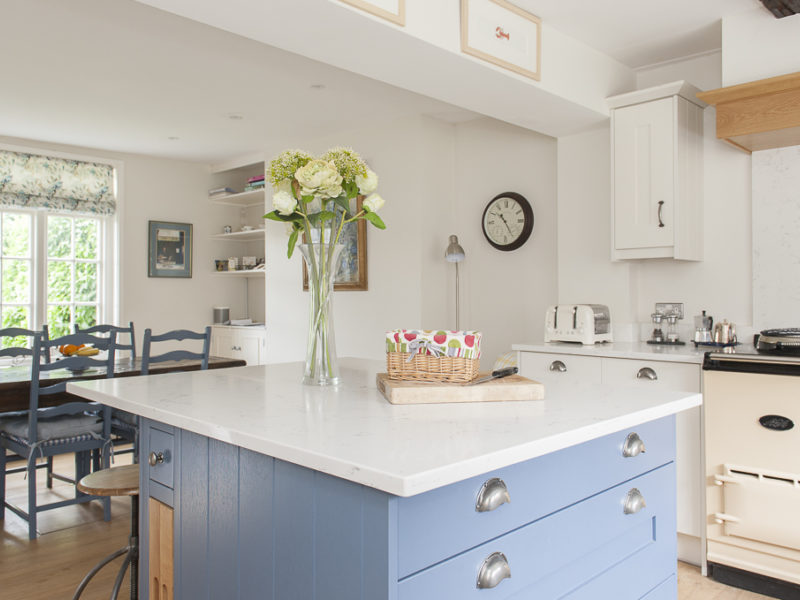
[264,114,558,365]
[452,118,558,361]
[722,8,800,86]
[556,52,754,338]
[0,135,247,349]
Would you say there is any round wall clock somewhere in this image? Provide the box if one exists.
[481,192,534,251]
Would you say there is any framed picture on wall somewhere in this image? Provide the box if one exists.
[303,196,368,291]
[338,0,405,26]
[460,0,541,81]
[148,221,193,278]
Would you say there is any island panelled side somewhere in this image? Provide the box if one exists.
[139,416,677,600]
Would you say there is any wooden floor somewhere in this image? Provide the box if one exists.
[1,454,772,600]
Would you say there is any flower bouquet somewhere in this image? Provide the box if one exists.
[265,147,387,385]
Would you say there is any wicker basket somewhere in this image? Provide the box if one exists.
[386,352,480,383]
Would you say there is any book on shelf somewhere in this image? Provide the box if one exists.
[247,175,265,183]
[208,186,236,197]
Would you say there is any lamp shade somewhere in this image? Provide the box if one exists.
[445,234,465,263]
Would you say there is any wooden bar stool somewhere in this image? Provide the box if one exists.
[72,464,139,600]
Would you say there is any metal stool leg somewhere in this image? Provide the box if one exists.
[71,547,129,600]
[72,495,139,600]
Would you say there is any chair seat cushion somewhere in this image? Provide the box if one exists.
[111,408,137,426]
[0,413,102,444]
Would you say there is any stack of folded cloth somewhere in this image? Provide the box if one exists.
[244,175,266,192]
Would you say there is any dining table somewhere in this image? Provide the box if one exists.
[0,355,247,413]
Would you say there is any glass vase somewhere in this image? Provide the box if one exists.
[299,243,344,386]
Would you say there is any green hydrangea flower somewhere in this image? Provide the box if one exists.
[320,147,367,183]
[269,149,312,185]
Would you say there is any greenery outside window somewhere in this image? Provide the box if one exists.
[0,210,111,346]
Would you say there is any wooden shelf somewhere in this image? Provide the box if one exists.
[697,71,800,153]
[210,229,265,242]
[208,189,265,207]
[212,269,265,278]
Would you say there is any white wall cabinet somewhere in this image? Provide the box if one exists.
[211,325,266,366]
[608,81,706,261]
[519,350,703,565]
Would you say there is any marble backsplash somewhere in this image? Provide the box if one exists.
[752,145,800,330]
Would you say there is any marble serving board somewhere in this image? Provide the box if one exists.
[376,372,545,405]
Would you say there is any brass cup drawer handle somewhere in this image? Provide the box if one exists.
[148,451,165,467]
[476,552,511,589]
[623,488,646,515]
[636,367,658,381]
[622,432,646,458]
[475,477,511,512]
[549,360,567,373]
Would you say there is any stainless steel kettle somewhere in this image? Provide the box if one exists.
[713,320,737,344]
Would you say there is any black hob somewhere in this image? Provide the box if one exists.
[704,331,800,375]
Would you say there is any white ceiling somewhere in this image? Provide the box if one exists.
[516,0,761,68]
[0,0,773,163]
[0,0,474,162]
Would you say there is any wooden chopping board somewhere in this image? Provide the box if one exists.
[376,372,545,405]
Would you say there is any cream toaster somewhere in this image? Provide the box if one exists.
[544,304,613,345]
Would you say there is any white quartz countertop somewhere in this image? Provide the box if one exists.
[512,341,715,364]
[67,359,700,497]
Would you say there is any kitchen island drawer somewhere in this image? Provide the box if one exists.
[145,423,175,490]
[519,351,602,383]
[398,463,676,599]
[397,415,675,577]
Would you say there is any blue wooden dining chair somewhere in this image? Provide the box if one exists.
[74,322,137,459]
[0,326,57,487]
[74,322,136,360]
[0,330,117,539]
[141,326,211,375]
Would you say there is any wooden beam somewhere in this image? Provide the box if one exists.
[759,0,800,18]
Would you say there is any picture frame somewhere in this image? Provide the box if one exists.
[303,197,368,291]
[460,0,541,81]
[338,0,405,26]
[148,220,193,278]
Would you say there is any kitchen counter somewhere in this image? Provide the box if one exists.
[514,340,718,364]
[68,358,700,497]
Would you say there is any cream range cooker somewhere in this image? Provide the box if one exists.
[703,337,800,599]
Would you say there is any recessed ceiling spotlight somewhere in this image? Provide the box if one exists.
[227,113,245,120]
[310,84,326,90]
[167,136,180,140]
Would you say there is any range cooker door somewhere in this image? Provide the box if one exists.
[704,370,800,567]
[713,465,800,551]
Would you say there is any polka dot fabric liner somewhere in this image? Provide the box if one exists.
[385,329,482,360]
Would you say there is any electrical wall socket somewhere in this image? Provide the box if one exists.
[655,302,684,318]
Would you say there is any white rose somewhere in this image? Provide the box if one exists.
[363,193,385,213]
[356,168,378,195]
[295,159,343,199]
[272,190,297,215]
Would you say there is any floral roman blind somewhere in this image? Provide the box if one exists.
[0,150,115,216]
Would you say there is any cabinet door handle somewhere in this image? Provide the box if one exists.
[549,360,567,373]
[475,477,511,512]
[148,451,165,467]
[622,432,646,458]
[657,200,665,228]
[623,488,646,515]
[636,367,657,381]
[476,552,511,589]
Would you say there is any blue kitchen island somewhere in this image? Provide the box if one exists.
[68,359,701,600]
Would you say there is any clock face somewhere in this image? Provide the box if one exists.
[481,192,534,251]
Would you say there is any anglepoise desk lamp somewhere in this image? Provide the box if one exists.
[445,234,465,330]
